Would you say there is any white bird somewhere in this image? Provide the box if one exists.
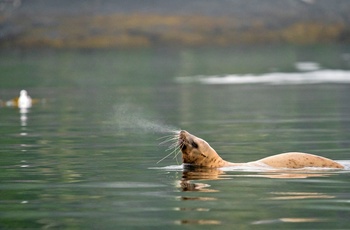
[18,90,32,109]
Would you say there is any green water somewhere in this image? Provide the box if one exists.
[1,45,350,229]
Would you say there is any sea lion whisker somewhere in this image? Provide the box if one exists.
[169,147,179,159]
[174,149,181,165]
[158,130,189,165]
[157,150,176,164]
[158,141,182,165]
[159,137,178,146]
[157,134,177,140]
[173,148,182,160]
[157,138,181,164]
[171,145,182,165]
[165,146,176,152]
[166,141,180,151]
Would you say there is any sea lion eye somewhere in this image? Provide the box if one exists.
[191,141,198,148]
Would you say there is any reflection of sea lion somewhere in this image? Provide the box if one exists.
[179,130,344,169]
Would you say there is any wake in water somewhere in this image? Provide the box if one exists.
[176,69,350,85]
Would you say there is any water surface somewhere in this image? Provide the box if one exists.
[1,45,350,229]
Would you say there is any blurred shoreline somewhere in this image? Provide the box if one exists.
[1,0,350,49]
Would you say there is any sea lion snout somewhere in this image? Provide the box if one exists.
[179,130,189,142]
[178,130,189,149]
[179,130,189,137]
[178,130,228,167]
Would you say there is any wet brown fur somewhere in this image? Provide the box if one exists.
[179,130,344,169]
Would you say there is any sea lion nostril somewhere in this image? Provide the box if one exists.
[179,131,187,138]
[180,130,189,136]
[191,141,198,148]
[178,136,186,147]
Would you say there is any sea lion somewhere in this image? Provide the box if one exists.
[178,130,344,169]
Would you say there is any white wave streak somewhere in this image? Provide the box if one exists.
[176,70,350,85]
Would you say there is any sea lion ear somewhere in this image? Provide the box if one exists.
[200,153,207,158]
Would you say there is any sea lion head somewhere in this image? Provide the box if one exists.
[178,130,227,168]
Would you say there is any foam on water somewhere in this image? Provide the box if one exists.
[176,69,350,85]
[149,165,184,171]
[336,160,350,170]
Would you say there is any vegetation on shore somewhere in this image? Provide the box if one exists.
[1,13,349,49]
